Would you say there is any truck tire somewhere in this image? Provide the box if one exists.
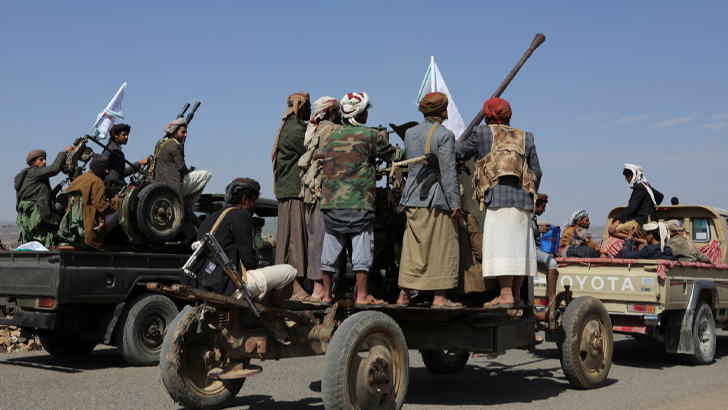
[687,301,716,365]
[560,296,613,390]
[420,350,470,374]
[160,306,244,410]
[135,182,184,243]
[38,330,96,358]
[323,311,409,410]
[116,294,179,366]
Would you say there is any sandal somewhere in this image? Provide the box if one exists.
[482,297,514,310]
[355,295,387,309]
[431,300,463,310]
[320,300,332,307]
[289,292,312,303]
[308,295,323,306]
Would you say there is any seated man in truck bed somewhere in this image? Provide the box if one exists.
[622,221,677,261]
[559,209,608,258]
[666,219,712,263]
[608,164,664,240]
[196,178,296,308]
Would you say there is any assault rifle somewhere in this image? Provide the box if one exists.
[177,102,191,119]
[185,100,201,124]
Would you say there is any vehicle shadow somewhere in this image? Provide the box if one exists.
[218,395,323,410]
[405,359,616,406]
[0,348,128,373]
[610,334,728,369]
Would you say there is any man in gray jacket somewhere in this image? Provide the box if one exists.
[396,92,462,309]
[456,98,542,309]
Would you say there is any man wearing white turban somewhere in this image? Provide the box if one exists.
[608,164,664,240]
[621,221,677,260]
[298,96,342,304]
[558,209,609,258]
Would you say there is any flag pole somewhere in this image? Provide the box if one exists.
[431,56,436,92]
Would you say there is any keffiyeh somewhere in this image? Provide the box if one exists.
[164,118,187,138]
[565,209,588,228]
[483,97,512,124]
[224,177,261,206]
[643,221,669,251]
[305,96,338,144]
[666,219,696,255]
[624,163,659,207]
[340,92,370,126]
[272,92,310,184]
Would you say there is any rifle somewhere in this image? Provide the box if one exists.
[181,233,260,317]
[185,100,202,124]
[457,33,546,144]
[177,102,191,119]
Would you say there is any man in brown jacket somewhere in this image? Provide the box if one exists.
[150,118,212,207]
[66,155,121,250]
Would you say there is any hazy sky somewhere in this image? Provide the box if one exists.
[1,0,726,227]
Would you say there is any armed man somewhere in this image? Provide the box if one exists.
[14,145,74,246]
[298,96,342,304]
[149,118,212,226]
[272,92,311,301]
[457,98,542,307]
[100,123,151,188]
[396,92,462,309]
[320,92,402,308]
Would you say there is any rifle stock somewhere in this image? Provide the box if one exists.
[457,33,546,144]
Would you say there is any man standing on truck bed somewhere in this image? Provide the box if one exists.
[396,92,462,309]
[320,92,402,309]
[149,118,212,227]
[100,123,151,188]
[298,96,342,304]
[456,98,542,309]
[14,144,74,246]
[608,164,663,240]
[272,92,311,301]
[196,178,296,307]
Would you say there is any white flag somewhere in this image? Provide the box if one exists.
[416,57,466,138]
[90,82,126,140]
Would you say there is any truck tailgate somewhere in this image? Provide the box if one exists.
[0,251,60,298]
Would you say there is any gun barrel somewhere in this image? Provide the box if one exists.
[185,101,201,124]
[177,102,191,119]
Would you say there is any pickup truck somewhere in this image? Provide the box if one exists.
[534,205,728,364]
[0,195,278,365]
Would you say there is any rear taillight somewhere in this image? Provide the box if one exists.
[627,303,655,313]
[534,297,549,306]
[38,297,54,308]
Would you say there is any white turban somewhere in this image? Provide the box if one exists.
[305,96,339,144]
[624,163,659,207]
[643,221,669,251]
[340,92,370,126]
[565,209,588,228]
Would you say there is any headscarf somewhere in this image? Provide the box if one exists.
[305,96,339,144]
[272,92,310,184]
[164,118,187,139]
[89,154,110,177]
[340,92,370,126]
[666,219,696,255]
[565,209,588,228]
[643,221,669,251]
[623,163,659,207]
[483,98,512,124]
[419,92,448,123]
[26,149,47,166]
[561,227,593,257]
[224,177,261,206]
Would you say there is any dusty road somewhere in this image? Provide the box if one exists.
[1,332,727,410]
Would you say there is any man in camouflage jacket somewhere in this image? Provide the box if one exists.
[320,92,402,308]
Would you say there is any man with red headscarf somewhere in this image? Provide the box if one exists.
[272,92,311,301]
[456,98,542,308]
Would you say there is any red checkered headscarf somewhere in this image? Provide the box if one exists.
[483,98,512,124]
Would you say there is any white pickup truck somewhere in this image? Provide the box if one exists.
[535,205,728,364]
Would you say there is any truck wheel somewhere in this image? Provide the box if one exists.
[688,301,716,365]
[323,311,409,410]
[160,306,244,410]
[420,350,470,374]
[116,294,179,366]
[560,296,613,390]
[38,330,96,358]
[135,182,184,243]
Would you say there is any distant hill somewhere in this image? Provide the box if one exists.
[0,221,18,248]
